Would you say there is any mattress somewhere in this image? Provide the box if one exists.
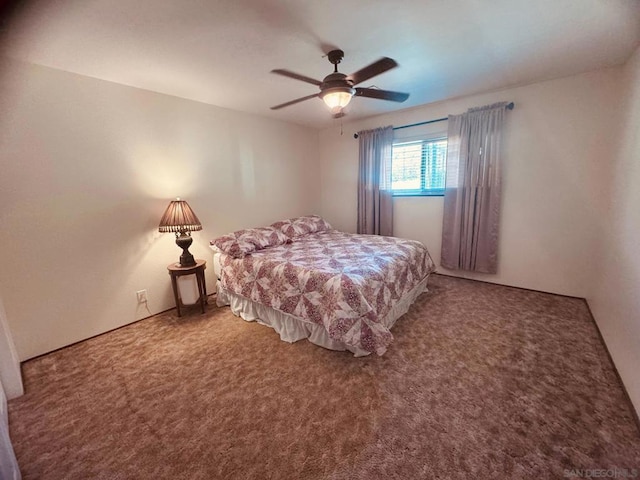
[212,250,223,280]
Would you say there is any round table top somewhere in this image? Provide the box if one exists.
[167,259,206,272]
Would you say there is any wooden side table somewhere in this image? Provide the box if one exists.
[167,259,207,317]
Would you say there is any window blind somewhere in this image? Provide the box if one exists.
[390,138,447,195]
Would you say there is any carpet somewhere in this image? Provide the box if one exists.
[8,274,640,479]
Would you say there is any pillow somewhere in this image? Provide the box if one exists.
[210,226,289,258]
[271,215,333,239]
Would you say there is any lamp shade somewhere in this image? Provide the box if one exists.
[320,86,354,115]
[158,198,202,233]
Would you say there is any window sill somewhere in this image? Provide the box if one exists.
[392,190,445,197]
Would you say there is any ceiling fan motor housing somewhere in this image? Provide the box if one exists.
[319,72,355,99]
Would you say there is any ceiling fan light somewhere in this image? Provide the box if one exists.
[321,89,353,111]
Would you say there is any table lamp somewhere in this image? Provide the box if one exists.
[158,198,202,267]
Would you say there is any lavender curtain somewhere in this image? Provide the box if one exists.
[441,102,508,273]
[0,380,20,480]
[357,126,394,236]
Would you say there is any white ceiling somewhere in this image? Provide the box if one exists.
[3,0,640,128]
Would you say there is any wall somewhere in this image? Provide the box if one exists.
[589,45,640,416]
[0,60,320,360]
[319,68,622,298]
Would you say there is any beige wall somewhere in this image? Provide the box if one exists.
[319,68,622,298]
[589,45,640,416]
[0,60,320,360]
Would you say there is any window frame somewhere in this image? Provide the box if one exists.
[390,136,447,197]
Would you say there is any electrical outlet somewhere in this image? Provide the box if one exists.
[136,290,147,303]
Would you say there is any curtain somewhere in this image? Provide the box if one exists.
[357,126,394,236]
[0,380,21,480]
[441,102,508,274]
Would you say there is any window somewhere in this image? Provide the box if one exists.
[390,138,447,196]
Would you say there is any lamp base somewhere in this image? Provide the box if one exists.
[179,253,196,268]
[175,232,196,267]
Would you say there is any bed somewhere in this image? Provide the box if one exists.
[210,216,436,356]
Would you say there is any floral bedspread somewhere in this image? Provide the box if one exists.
[219,231,436,355]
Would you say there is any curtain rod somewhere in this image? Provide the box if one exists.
[353,102,515,139]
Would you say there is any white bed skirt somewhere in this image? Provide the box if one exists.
[216,275,430,357]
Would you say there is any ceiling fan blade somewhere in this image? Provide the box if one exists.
[348,57,398,86]
[355,88,409,102]
[271,69,322,86]
[270,93,320,110]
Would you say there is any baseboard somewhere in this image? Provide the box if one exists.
[22,293,218,366]
[432,272,585,300]
[583,300,640,432]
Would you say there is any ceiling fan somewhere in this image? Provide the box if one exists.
[270,49,409,117]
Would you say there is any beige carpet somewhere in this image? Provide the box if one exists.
[8,274,640,479]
